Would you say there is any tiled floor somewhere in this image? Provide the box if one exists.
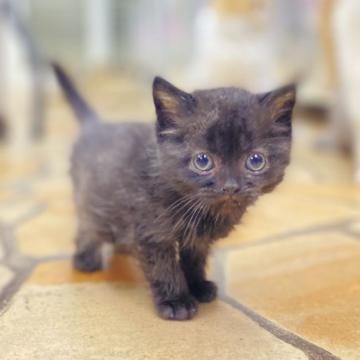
[0,75,359,360]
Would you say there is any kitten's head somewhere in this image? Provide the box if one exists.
[153,77,296,209]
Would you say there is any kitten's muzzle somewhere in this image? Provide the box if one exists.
[220,179,240,195]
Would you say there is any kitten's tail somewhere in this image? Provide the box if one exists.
[52,62,98,124]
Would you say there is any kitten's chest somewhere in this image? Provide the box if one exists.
[176,209,239,246]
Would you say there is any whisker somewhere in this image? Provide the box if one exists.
[182,200,202,239]
[154,194,194,223]
[183,201,208,248]
[162,194,194,215]
[166,197,195,223]
[172,198,201,233]
[214,208,222,227]
[190,202,209,247]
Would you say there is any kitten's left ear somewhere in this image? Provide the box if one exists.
[153,77,196,138]
[257,84,296,126]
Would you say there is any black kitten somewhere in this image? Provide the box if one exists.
[53,64,296,320]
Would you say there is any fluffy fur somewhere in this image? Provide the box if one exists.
[53,64,296,320]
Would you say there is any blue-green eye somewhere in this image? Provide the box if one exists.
[193,153,214,172]
[246,153,266,172]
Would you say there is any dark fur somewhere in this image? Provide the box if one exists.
[53,64,296,320]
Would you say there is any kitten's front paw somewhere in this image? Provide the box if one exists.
[73,249,102,273]
[190,280,217,303]
[156,295,198,320]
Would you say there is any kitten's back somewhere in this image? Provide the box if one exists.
[71,121,154,194]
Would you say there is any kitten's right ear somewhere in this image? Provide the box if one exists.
[153,77,196,138]
[257,84,296,127]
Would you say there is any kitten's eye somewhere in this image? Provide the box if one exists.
[193,153,214,172]
[246,153,266,172]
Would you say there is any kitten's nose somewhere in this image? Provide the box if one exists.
[221,179,240,194]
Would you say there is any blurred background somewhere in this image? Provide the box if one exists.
[0,0,358,183]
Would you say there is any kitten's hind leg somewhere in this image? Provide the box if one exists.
[73,224,104,272]
[74,244,102,272]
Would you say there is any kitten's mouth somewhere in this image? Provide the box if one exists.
[201,190,242,207]
[223,195,242,206]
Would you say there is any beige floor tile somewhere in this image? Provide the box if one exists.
[281,183,360,209]
[289,145,353,184]
[29,256,144,285]
[0,283,306,360]
[0,265,13,290]
[217,183,359,247]
[0,150,41,184]
[31,179,75,220]
[15,180,76,257]
[32,177,73,205]
[348,221,360,237]
[226,232,360,359]
[16,212,76,257]
[0,199,39,225]
[0,241,4,260]
[0,188,18,203]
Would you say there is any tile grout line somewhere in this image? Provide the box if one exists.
[222,294,341,360]
[0,260,37,316]
[343,228,360,241]
[0,200,49,313]
[6,203,47,228]
[219,218,359,252]
[211,250,342,360]
[0,200,72,314]
[0,222,38,316]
